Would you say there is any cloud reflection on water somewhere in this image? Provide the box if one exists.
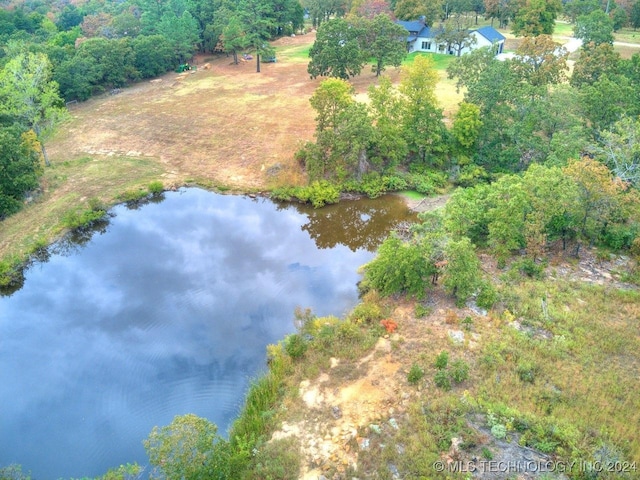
[0,189,415,480]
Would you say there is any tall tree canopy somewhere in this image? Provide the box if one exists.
[0,51,67,166]
[512,0,562,36]
[308,18,366,79]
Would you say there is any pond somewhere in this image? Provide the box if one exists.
[0,188,416,480]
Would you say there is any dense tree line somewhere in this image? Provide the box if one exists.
[0,0,304,100]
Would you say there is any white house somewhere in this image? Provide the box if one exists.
[396,20,505,56]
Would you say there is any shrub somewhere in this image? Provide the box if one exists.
[443,237,482,306]
[359,172,388,198]
[118,188,148,203]
[307,180,339,208]
[454,164,490,187]
[384,175,408,191]
[88,197,106,212]
[407,364,425,385]
[476,281,498,309]
[516,362,537,383]
[415,303,432,318]
[491,424,507,440]
[349,301,383,325]
[148,181,164,194]
[513,257,545,279]
[434,369,451,391]
[380,318,398,333]
[435,351,449,370]
[481,447,493,460]
[284,333,307,359]
[62,208,105,229]
[450,359,470,383]
[600,224,637,250]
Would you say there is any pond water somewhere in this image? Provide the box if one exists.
[0,188,416,480]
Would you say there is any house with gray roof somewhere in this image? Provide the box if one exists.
[396,20,505,56]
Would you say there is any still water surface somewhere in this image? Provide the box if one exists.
[0,188,416,479]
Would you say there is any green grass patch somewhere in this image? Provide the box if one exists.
[276,43,311,62]
[613,27,640,45]
[397,190,426,201]
[0,155,165,276]
[552,21,574,37]
[404,52,456,70]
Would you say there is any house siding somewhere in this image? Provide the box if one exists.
[399,22,505,56]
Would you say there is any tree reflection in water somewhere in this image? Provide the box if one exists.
[282,195,417,252]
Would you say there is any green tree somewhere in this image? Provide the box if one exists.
[631,1,640,29]
[308,18,366,79]
[367,76,408,168]
[485,175,529,262]
[435,17,477,57]
[592,117,640,187]
[522,163,581,254]
[580,74,636,132]
[144,414,230,480]
[157,10,200,61]
[444,184,490,241]
[446,45,497,92]
[239,0,277,72]
[575,9,615,45]
[362,14,408,76]
[56,4,84,30]
[0,127,43,218]
[451,101,482,155]
[512,0,562,36]
[364,233,434,298]
[510,34,568,86]
[563,157,627,255]
[443,236,481,305]
[302,78,374,180]
[399,55,447,164]
[484,0,514,28]
[76,37,138,87]
[570,41,621,87]
[132,35,175,78]
[220,15,248,64]
[304,0,347,27]
[462,59,524,170]
[394,0,443,24]
[563,0,601,22]
[111,10,142,38]
[0,51,67,166]
[611,7,628,32]
[309,77,355,132]
[53,55,102,101]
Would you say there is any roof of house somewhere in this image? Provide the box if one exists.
[474,26,505,43]
[396,20,424,34]
[397,21,505,45]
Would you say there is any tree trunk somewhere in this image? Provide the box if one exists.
[233,50,238,64]
[256,54,261,73]
[41,142,50,167]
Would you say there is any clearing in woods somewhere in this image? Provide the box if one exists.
[1,32,463,261]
